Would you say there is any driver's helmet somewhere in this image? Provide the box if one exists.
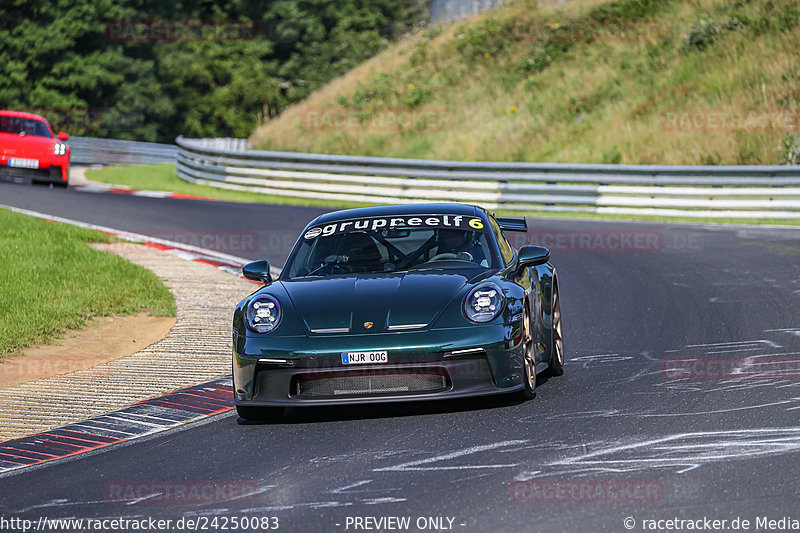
[437,228,473,253]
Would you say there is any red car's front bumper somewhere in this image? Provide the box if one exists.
[0,133,70,185]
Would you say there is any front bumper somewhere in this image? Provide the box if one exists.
[0,162,68,184]
[233,324,525,407]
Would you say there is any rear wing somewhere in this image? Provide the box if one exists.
[496,217,528,232]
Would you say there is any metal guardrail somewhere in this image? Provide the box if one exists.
[175,135,800,218]
[69,136,176,166]
[430,0,504,23]
[184,137,252,152]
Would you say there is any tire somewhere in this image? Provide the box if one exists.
[515,306,536,401]
[44,167,68,187]
[547,283,564,377]
[236,405,283,421]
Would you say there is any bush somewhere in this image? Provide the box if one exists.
[779,134,800,165]
[681,18,744,52]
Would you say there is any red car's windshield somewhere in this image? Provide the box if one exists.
[0,115,52,138]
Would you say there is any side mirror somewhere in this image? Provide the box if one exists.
[57,132,69,140]
[242,260,272,283]
[517,245,550,270]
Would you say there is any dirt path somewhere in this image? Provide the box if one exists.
[0,314,176,389]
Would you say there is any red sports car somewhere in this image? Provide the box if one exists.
[0,110,70,186]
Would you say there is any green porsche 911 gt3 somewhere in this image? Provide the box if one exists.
[232,203,563,419]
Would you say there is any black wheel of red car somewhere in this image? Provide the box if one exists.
[547,282,564,377]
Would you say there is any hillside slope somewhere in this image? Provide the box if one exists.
[250,0,799,165]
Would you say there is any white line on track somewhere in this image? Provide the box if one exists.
[374,440,527,472]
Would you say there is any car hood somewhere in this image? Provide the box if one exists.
[280,271,479,334]
[0,132,57,157]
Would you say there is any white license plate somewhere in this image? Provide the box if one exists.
[341,351,388,365]
[9,158,39,169]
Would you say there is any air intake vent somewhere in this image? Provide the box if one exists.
[294,369,449,398]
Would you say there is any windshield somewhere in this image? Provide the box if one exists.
[0,115,52,138]
[284,214,499,278]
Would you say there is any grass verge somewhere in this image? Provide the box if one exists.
[84,164,371,210]
[0,209,176,359]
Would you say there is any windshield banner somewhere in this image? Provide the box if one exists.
[304,215,487,240]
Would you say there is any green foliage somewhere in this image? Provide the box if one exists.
[517,41,568,76]
[453,0,679,80]
[0,0,426,142]
[682,19,723,51]
[602,147,622,164]
[455,17,510,59]
[402,85,431,108]
[744,0,800,35]
[338,72,432,112]
[779,134,800,165]
[681,18,744,53]
[348,74,398,108]
[587,0,672,22]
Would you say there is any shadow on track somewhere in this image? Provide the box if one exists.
[237,374,556,425]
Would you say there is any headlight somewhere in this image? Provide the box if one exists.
[246,295,282,333]
[464,283,505,323]
[53,143,67,155]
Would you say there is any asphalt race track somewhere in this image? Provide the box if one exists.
[2,180,800,532]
